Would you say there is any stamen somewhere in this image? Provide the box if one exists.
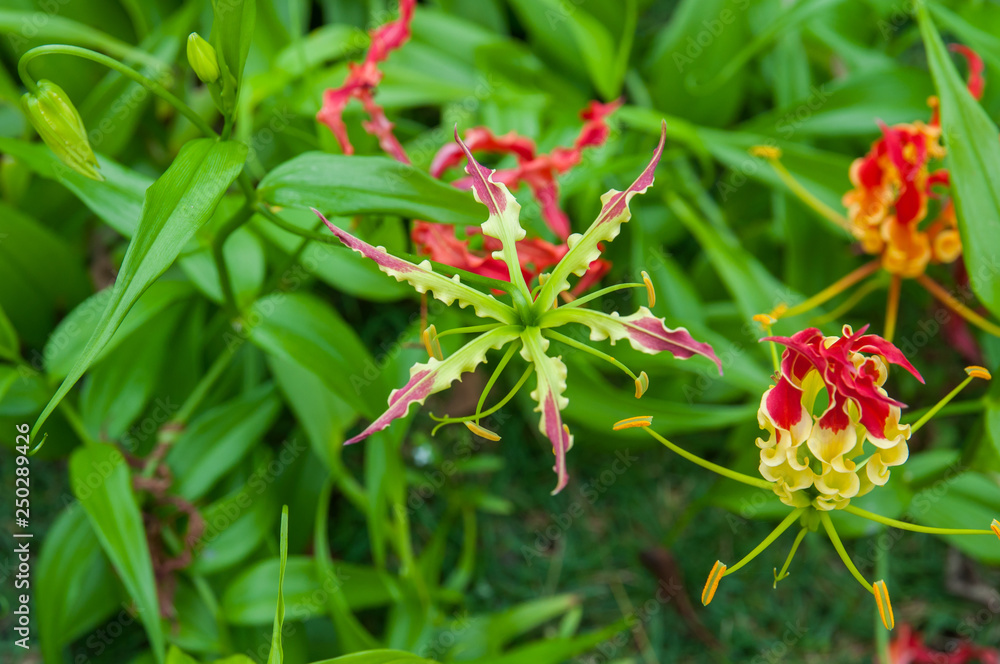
[635,371,649,399]
[429,363,534,434]
[909,366,991,434]
[421,324,443,360]
[750,146,851,227]
[966,366,992,381]
[811,277,882,327]
[464,421,501,441]
[701,560,726,605]
[990,519,999,540]
[640,427,772,489]
[774,527,808,588]
[915,273,1000,338]
[613,416,653,431]
[778,260,882,320]
[753,313,781,372]
[873,580,894,630]
[641,271,656,307]
[558,282,646,311]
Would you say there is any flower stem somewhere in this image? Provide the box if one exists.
[907,375,975,434]
[18,45,217,138]
[915,273,1000,338]
[473,343,520,422]
[810,276,882,327]
[779,260,881,320]
[641,427,773,490]
[434,323,504,341]
[430,363,534,433]
[844,505,993,535]
[820,511,872,593]
[884,274,901,343]
[725,508,805,576]
[544,329,639,381]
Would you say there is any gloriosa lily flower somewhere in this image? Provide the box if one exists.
[413,100,622,292]
[316,0,415,162]
[752,45,1000,341]
[320,125,721,493]
[615,326,998,629]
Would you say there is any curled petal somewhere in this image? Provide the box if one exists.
[542,305,722,373]
[950,44,985,100]
[520,327,573,494]
[539,122,666,305]
[318,210,516,324]
[346,326,521,444]
[455,129,531,296]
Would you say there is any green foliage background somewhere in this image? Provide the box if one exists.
[2,0,1000,662]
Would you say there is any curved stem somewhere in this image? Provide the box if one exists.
[430,364,534,433]
[434,323,503,341]
[820,511,872,593]
[543,329,638,381]
[18,45,217,138]
[641,427,773,490]
[915,273,1000,338]
[725,507,805,576]
[908,375,974,434]
[844,505,992,535]
[810,276,883,327]
[765,156,850,227]
[559,282,645,310]
[774,526,808,587]
[473,342,520,422]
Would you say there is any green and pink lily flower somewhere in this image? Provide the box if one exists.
[318,124,722,493]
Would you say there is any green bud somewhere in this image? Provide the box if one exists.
[20,80,103,182]
[187,33,220,84]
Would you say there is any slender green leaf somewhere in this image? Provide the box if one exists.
[918,5,1000,318]
[32,138,248,442]
[266,506,290,664]
[257,153,485,225]
[70,443,164,662]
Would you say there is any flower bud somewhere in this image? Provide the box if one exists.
[20,80,102,181]
[187,32,220,84]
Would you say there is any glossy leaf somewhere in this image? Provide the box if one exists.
[32,138,248,441]
[70,443,163,662]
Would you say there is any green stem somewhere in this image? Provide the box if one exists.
[18,45,217,138]
[473,342,520,422]
[430,364,534,433]
[773,527,808,587]
[641,428,773,490]
[904,398,985,423]
[434,323,504,341]
[725,508,805,575]
[844,505,993,535]
[908,376,975,434]
[559,282,644,310]
[544,329,638,381]
[820,511,872,593]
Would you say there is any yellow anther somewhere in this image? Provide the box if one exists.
[769,303,788,320]
[965,366,992,381]
[641,271,656,307]
[464,421,501,441]
[635,371,649,399]
[421,324,443,360]
[750,145,782,160]
[991,519,1000,540]
[702,561,726,606]
[753,313,776,327]
[873,580,894,630]
[612,416,653,431]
